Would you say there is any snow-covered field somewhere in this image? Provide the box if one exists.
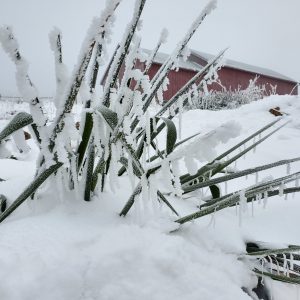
[0,95,300,300]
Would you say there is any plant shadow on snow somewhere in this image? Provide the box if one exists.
[0,0,300,299]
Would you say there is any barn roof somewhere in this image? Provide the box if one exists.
[192,50,296,83]
[141,49,202,72]
[141,48,296,83]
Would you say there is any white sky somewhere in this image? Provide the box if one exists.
[0,0,299,96]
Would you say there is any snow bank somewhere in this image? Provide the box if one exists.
[1,95,300,299]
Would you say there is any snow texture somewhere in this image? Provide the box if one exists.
[1,91,300,299]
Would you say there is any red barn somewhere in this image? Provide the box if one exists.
[101,49,298,100]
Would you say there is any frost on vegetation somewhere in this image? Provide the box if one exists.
[187,77,268,111]
[1,0,300,295]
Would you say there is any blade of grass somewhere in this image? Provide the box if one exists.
[0,162,63,223]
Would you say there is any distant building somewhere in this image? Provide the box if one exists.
[101,49,298,100]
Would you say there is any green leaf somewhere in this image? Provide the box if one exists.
[253,269,300,285]
[0,194,7,213]
[211,121,289,176]
[118,133,145,177]
[147,131,202,163]
[247,245,300,257]
[209,185,220,199]
[119,182,142,217]
[84,138,95,201]
[96,106,118,130]
[176,171,300,225]
[214,118,282,162]
[182,157,300,194]
[155,49,227,118]
[0,112,33,143]
[0,162,63,223]
[119,157,142,178]
[77,112,93,169]
[157,190,179,216]
[159,117,177,155]
[181,119,287,187]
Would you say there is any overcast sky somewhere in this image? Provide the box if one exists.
[0,0,299,96]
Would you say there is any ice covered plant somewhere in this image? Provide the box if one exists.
[0,0,300,291]
[187,76,266,111]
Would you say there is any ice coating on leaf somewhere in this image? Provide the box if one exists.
[49,27,61,52]
[279,182,285,197]
[0,26,47,129]
[181,46,191,62]
[184,156,198,175]
[102,0,145,107]
[169,120,241,165]
[12,130,30,154]
[172,160,183,196]
[0,26,19,59]
[158,160,174,193]
[49,27,69,109]
[0,27,37,102]
[148,0,217,106]
[159,28,169,44]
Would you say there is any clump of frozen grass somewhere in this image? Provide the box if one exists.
[187,77,268,111]
[0,0,300,290]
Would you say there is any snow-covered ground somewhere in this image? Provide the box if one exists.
[0,95,300,300]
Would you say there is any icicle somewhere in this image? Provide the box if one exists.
[127,155,135,190]
[145,110,151,145]
[172,160,183,197]
[160,160,173,191]
[149,175,159,214]
[245,174,248,181]
[255,172,259,184]
[257,194,262,205]
[279,182,285,197]
[141,142,147,167]
[252,137,256,153]
[141,174,149,208]
[178,96,183,140]
[152,116,157,133]
[290,254,294,271]
[238,202,242,227]
[109,143,120,192]
[263,191,268,208]
[286,162,291,175]
[283,254,288,275]
[251,197,254,217]
[239,189,247,213]
[225,181,228,194]
[56,169,65,203]
[70,155,80,199]
[155,137,159,158]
